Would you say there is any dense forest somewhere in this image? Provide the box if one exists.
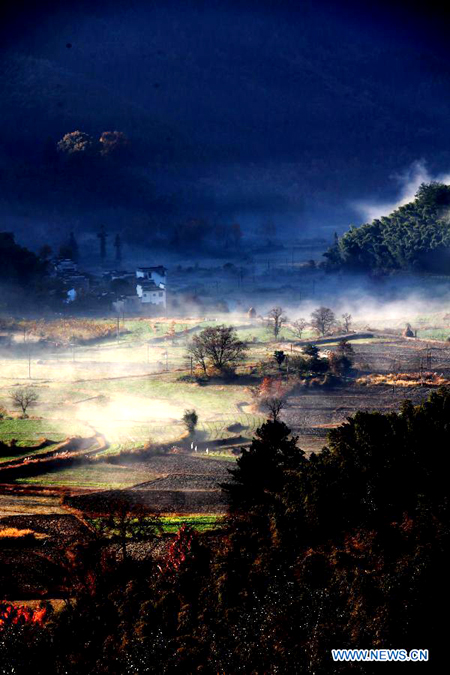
[0,232,48,308]
[324,182,450,273]
[1,388,449,673]
[0,233,44,286]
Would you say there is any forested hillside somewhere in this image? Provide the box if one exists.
[325,182,450,273]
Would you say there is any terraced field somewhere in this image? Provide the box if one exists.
[2,314,450,516]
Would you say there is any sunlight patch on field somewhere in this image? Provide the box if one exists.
[16,463,159,489]
[0,494,67,516]
[161,514,222,533]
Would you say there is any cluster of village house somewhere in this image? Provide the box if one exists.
[53,258,167,312]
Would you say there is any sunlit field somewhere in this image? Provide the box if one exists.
[0,315,280,455]
[1,310,450,499]
[1,311,450,452]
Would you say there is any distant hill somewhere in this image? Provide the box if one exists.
[324,182,450,274]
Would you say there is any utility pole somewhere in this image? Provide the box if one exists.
[114,233,122,264]
[116,315,120,342]
[97,225,107,262]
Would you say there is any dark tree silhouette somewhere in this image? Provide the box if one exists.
[182,409,198,434]
[223,419,305,512]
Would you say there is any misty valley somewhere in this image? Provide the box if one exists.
[3,0,450,667]
[1,221,450,669]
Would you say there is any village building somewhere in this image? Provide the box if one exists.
[136,280,166,307]
[52,258,78,276]
[135,266,167,308]
[136,266,167,288]
[63,273,90,292]
[112,265,167,314]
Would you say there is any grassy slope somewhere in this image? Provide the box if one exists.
[16,464,159,489]
[0,317,290,487]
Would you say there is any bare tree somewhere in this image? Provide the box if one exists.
[268,307,287,338]
[341,313,352,333]
[292,318,308,339]
[9,387,39,417]
[187,336,208,374]
[389,358,401,396]
[263,396,285,422]
[253,378,288,421]
[92,499,163,562]
[187,325,248,373]
[310,306,335,336]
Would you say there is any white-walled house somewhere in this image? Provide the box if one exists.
[136,266,167,289]
[113,265,167,314]
[136,280,166,307]
[135,266,167,308]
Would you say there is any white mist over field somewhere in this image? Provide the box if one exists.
[281,294,450,332]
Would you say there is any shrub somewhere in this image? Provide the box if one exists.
[182,409,198,435]
[329,353,353,376]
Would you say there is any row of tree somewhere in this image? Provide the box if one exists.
[267,306,352,338]
[185,315,355,380]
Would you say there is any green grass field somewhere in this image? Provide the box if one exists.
[16,463,159,489]
[0,314,336,466]
[88,514,222,538]
[160,514,222,533]
[0,418,92,442]
[0,443,62,464]
[416,329,450,341]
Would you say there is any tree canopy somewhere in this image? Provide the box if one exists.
[0,233,45,287]
[188,324,247,374]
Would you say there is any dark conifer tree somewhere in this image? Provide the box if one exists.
[222,419,305,512]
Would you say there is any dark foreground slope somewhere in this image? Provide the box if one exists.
[1,388,449,673]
